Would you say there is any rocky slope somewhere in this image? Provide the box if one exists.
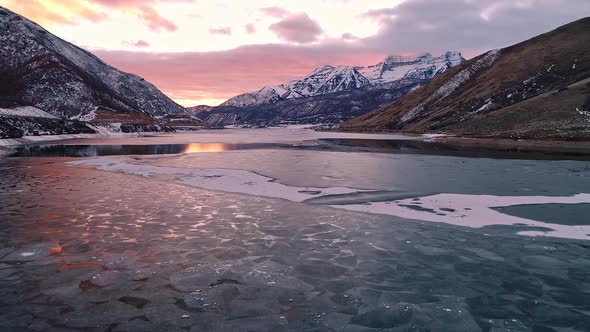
[197,52,464,127]
[0,6,204,138]
[186,105,214,115]
[342,18,590,140]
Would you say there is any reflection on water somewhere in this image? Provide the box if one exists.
[12,142,284,157]
[10,138,590,160]
[318,138,590,161]
[183,143,227,154]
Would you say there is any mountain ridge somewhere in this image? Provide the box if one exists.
[342,17,590,140]
[220,51,464,108]
[193,52,464,127]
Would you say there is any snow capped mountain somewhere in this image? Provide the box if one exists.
[221,52,465,107]
[284,65,371,98]
[360,51,464,84]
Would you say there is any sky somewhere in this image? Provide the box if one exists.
[1,0,588,106]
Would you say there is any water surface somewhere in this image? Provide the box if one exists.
[1,128,589,331]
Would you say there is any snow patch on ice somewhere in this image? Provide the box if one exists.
[66,156,363,203]
[333,193,590,240]
[67,155,590,240]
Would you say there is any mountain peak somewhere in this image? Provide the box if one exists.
[312,64,335,73]
[382,55,416,65]
[221,51,465,108]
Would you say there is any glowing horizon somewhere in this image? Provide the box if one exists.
[1,0,588,106]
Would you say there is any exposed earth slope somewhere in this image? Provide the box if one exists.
[342,18,590,140]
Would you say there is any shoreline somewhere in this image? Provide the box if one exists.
[332,128,590,154]
[3,128,590,157]
[432,136,590,154]
[0,146,15,157]
[0,131,175,148]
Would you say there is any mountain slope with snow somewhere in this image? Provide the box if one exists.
[221,52,464,108]
[0,6,204,138]
[342,18,590,140]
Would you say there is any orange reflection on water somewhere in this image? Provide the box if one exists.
[183,143,227,154]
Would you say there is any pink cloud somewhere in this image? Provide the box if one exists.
[93,44,388,105]
[269,12,323,43]
[134,5,177,32]
[2,0,108,25]
[89,0,180,32]
[245,23,256,34]
[259,6,289,18]
[4,0,181,31]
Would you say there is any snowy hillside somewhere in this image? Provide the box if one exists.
[221,52,464,107]
[0,6,186,118]
[0,6,205,138]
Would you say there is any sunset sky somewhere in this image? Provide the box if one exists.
[1,0,588,106]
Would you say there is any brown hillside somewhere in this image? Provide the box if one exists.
[342,17,590,139]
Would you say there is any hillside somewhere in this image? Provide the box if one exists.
[0,6,204,138]
[342,18,590,140]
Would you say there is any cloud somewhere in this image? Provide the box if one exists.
[93,44,387,105]
[133,5,177,31]
[91,0,180,32]
[341,32,357,41]
[1,0,108,26]
[245,23,256,34]
[362,0,590,57]
[259,6,289,18]
[362,7,397,19]
[1,0,182,31]
[269,12,323,43]
[123,39,150,47]
[208,27,232,35]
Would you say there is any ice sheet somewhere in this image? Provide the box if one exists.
[68,156,590,240]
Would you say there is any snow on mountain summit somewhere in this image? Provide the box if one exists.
[360,51,464,84]
[221,52,465,107]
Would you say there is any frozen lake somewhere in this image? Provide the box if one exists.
[1,128,589,331]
